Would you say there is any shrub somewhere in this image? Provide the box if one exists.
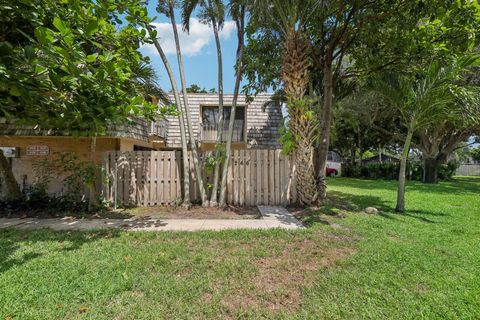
[341,161,456,181]
[0,152,102,216]
[438,161,459,181]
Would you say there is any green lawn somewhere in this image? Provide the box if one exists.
[1,177,479,319]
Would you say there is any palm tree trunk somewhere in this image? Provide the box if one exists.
[146,24,191,208]
[209,19,224,206]
[169,4,208,206]
[282,28,318,206]
[315,58,334,200]
[219,6,245,207]
[396,129,413,213]
[0,149,22,201]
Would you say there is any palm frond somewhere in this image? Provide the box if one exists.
[181,0,200,32]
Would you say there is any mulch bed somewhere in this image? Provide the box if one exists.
[0,205,261,220]
[123,205,261,220]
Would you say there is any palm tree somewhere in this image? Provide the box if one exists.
[145,23,193,208]
[372,56,479,212]
[157,0,209,206]
[182,0,225,206]
[250,0,321,206]
[219,0,246,206]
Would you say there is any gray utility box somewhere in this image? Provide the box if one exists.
[0,147,19,158]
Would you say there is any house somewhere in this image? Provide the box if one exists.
[326,151,343,174]
[0,93,282,195]
[361,153,400,165]
[0,118,166,196]
[161,93,282,150]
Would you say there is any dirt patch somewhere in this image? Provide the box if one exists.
[415,282,429,294]
[123,205,261,220]
[220,232,358,314]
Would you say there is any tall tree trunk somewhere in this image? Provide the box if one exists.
[350,148,356,166]
[169,4,208,206]
[219,6,245,207]
[423,157,439,184]
[210,19,224,206]
[0,150,22,201]
[396,129,413,213]
[315,58,334,200]
[88,136,98,211]
[357,132,363,165]
[146,24,191,208]
[281,28,319,206]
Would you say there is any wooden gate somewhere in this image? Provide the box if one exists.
[102,149,294,207]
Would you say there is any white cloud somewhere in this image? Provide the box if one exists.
[141,18,236,57]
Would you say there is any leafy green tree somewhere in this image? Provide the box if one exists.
[372,56,479,212]
[416,123,480,183]
[0,0,161,203]
[186,84,207,93]
[471,147,480,163]
[332,88,403,166]
[244,0,480,204]
[415,62,480,183]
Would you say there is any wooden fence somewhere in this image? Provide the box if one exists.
[102,149,294,207]
[456,164,480,176]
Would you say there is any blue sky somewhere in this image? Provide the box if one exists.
[139,3,243,94]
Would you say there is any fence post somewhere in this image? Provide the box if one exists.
[114,152,118,209]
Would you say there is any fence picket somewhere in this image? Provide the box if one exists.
[175,151,181,202]
[103,149,291,207]
[274,149,280,205]
[227,150,233,204]
[169,152,175,205]
[150,152,157,205]
[239,149,245,206]
[233,150,239,205]
[262,149,268,204]
[268,150,274,205]
[245,150,251,206]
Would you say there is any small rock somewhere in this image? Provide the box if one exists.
[365,207,378,214]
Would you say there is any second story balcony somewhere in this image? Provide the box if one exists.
[149,120,167,138]
[200,121,245,143]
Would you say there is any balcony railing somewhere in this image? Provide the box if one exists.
[200,121,244,142]
[149,120,167,138]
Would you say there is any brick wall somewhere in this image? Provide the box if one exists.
[0,136,155,196]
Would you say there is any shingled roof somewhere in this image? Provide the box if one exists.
[0,118,164,142]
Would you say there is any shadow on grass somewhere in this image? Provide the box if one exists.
[300,188,447,227]
[0,228,121,274]
[330,177,480,195]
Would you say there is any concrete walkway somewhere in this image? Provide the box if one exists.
[0,206,303,232]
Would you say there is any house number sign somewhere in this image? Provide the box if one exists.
[26,145,50,156]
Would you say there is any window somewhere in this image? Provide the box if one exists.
[201,106,245,142]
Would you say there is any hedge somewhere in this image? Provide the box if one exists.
[341,161,458,181]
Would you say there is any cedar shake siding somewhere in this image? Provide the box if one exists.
[161,93,282,149]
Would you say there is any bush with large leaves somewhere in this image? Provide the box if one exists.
[0,0,161,201]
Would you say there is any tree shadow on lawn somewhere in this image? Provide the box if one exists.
[332,177,479,195]
[0,228,121,274]
[301,190,445,227]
